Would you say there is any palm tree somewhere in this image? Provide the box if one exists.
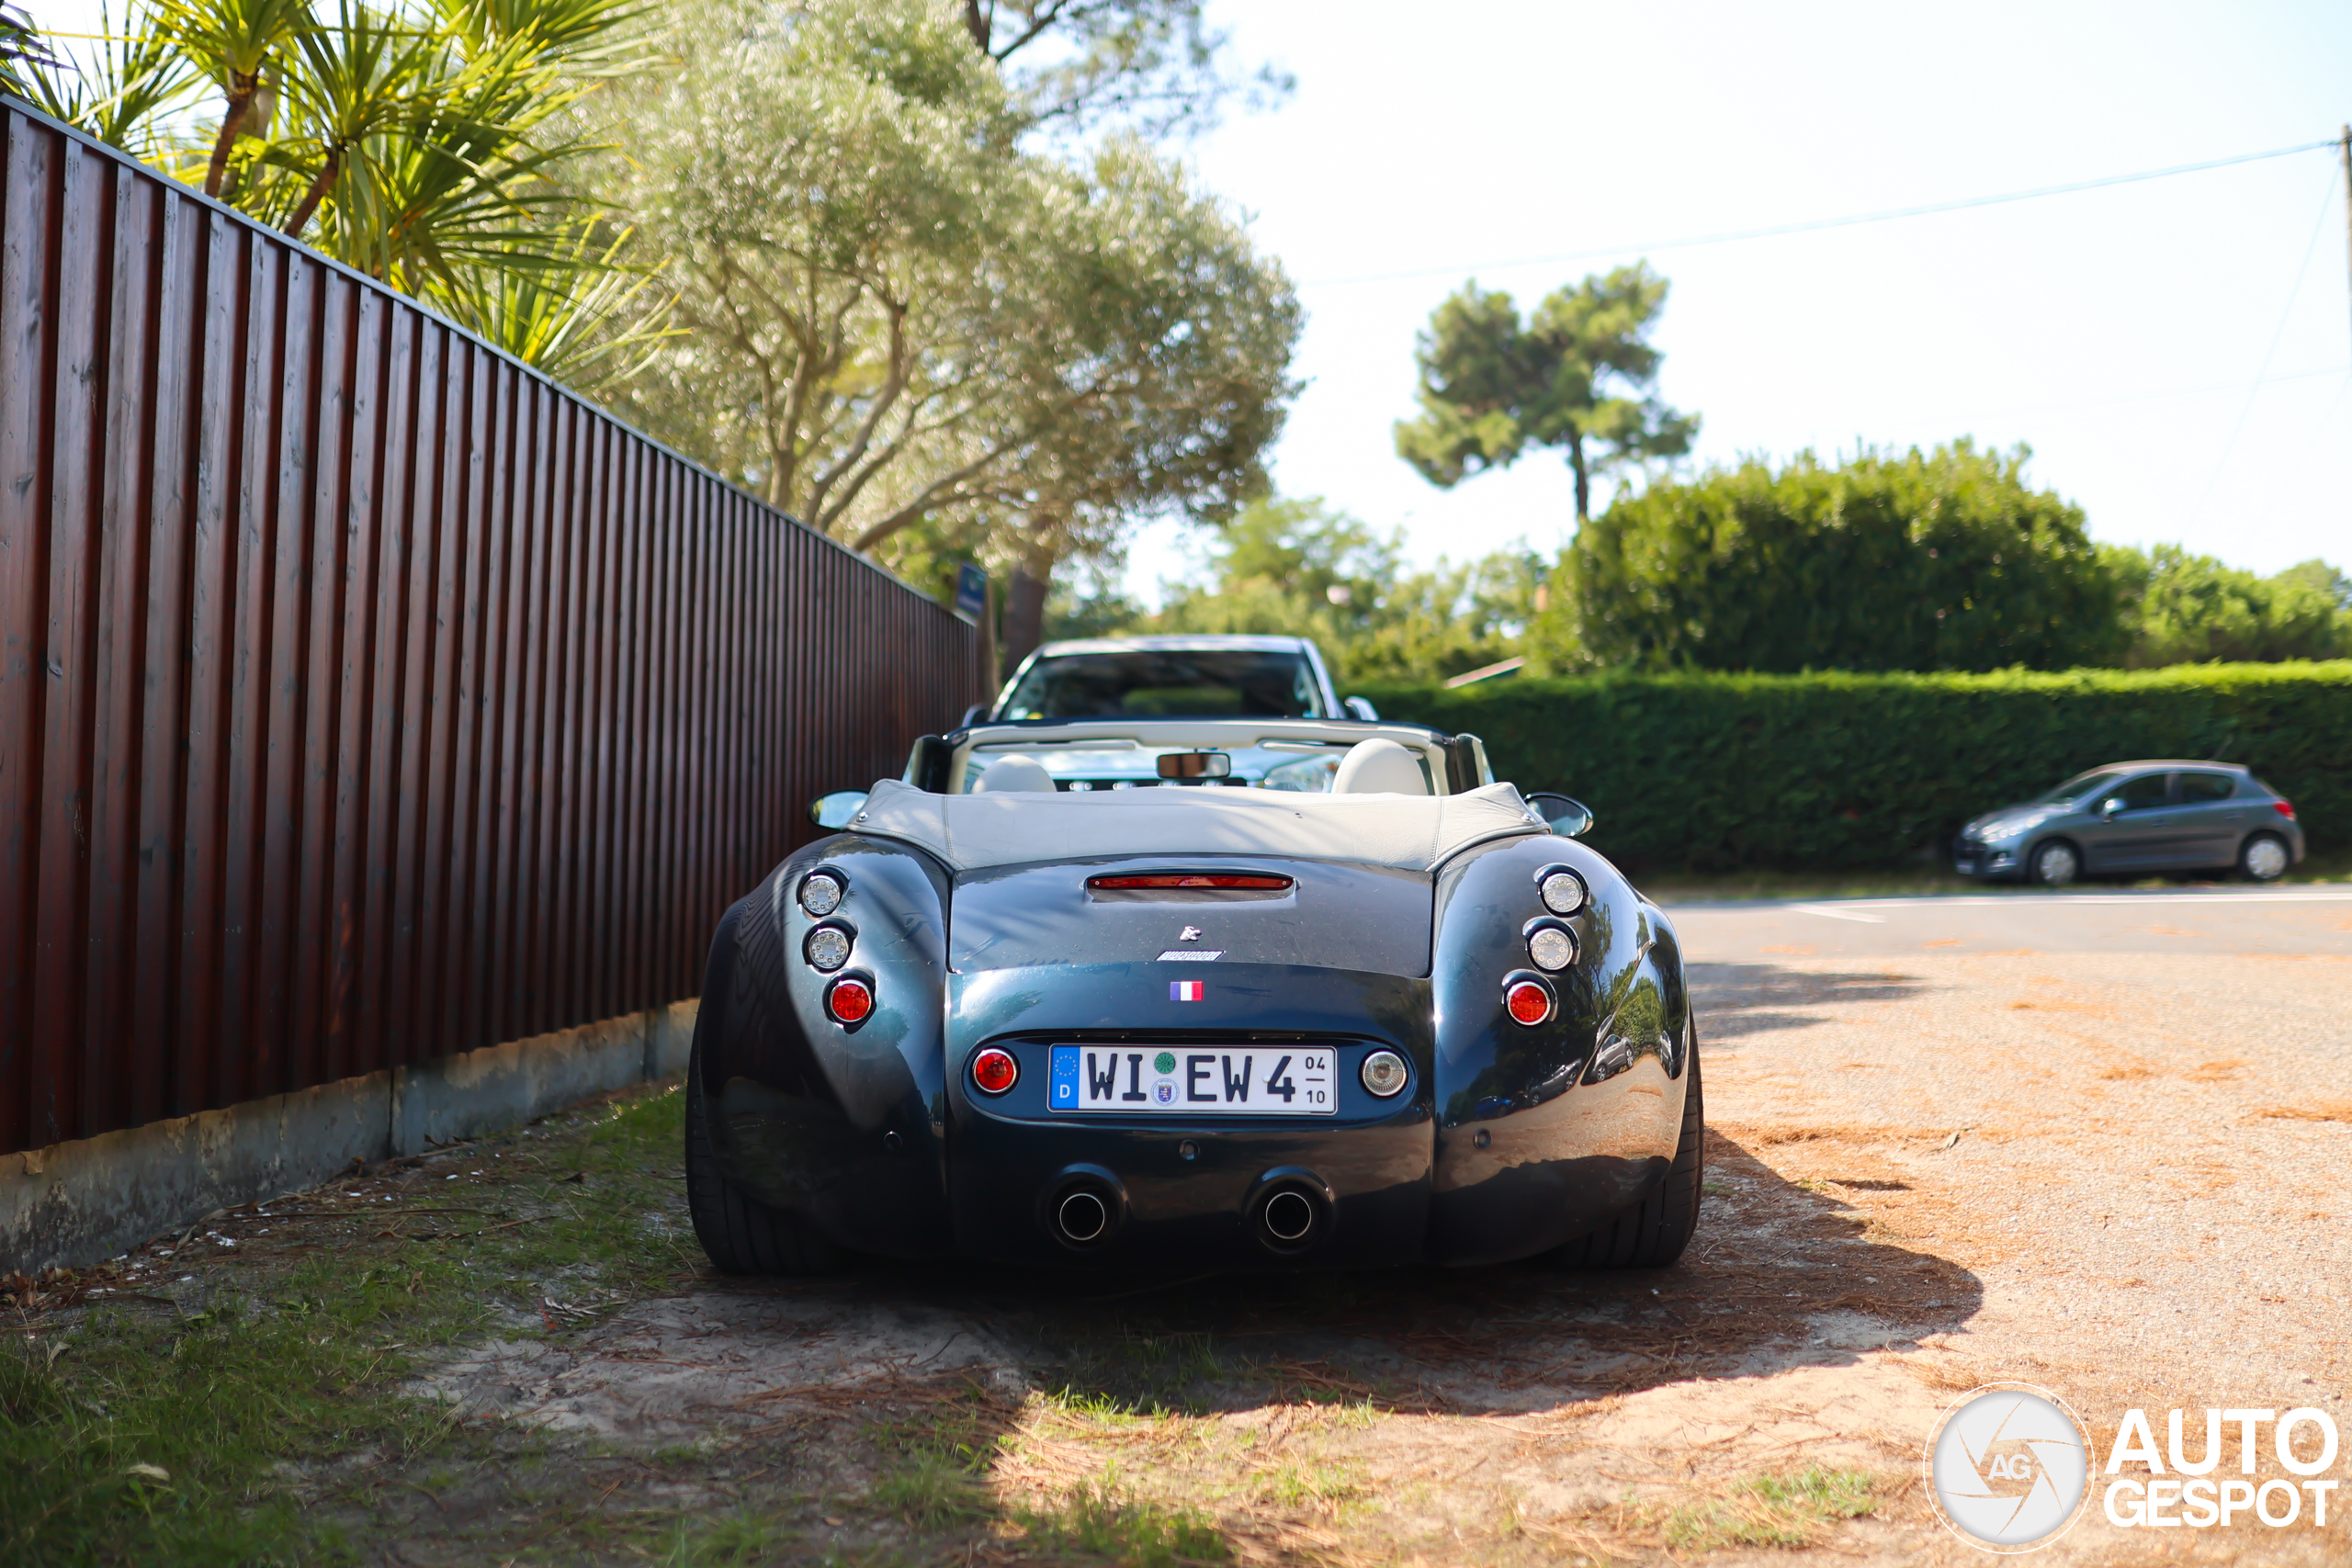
[13,0,665,388]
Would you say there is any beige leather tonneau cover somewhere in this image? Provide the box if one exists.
[847,778,1544,873]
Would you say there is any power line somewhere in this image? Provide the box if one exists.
[2257,373,2352,526]
[1301,139,2339,289]
[2185,161,2343,529]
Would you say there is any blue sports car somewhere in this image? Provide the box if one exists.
[684,714,1701,1274]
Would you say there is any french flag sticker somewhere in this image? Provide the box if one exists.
[1170,980,1204,1001]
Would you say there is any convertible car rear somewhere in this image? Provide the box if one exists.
[684,724,1702,1273]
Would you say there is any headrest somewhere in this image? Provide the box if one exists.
[974,756,1057,793]
[1330,737,1428,795]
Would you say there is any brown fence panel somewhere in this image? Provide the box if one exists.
[0,101,984,1157]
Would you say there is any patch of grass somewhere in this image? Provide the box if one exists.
[1021,1474,1229,1566]
[863,1384,1012,1530]
[1259,1457,1363,1508]
[1044,1328,1228,1416]
[0,1084,695,1566]
[1662,1467,1879,1551]
[657,1510,808,1567]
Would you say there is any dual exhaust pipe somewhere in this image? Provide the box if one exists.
[1046,1165,1330,1253]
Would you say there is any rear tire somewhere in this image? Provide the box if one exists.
[2239,832,2290,883]
[1553,1027,1704,1269]
[684,1046,842,1276]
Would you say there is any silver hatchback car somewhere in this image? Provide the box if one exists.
[1953,761,2306,886]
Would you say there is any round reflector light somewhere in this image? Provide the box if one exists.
[798,871,844,917]
[805,925,852,972]
[826,977,873,1024]
[970,1047,1019,1095]
[1528,926,1577,972]
[1360,1049,1408,1098]
[1504,979,1553,1027]
[1538,869,1586,916]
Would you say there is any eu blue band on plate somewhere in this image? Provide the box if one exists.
[1049,1045,1080,1106]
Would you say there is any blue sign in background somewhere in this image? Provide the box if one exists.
[955,563,987,618]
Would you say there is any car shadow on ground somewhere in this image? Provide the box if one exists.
[1688,961,1929,1039]
[366,1126,1984,1565]
[819,1125,1979,1416]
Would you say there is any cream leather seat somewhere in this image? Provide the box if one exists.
[974,756,1057,793]
[1329,738,1428,795]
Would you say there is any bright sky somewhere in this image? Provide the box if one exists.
[1119,0,2352,607]
[30,0,2348,610]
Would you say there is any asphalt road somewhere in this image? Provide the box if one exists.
[1657,885,2352,959]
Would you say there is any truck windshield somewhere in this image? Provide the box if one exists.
[998,650,1324,719]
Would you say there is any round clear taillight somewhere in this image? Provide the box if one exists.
[1504,979,1554,1027]
[1528,925,1577,972]
[805,925,852,972]
[971,1048,1019,1095]
[826,976,872,1024]
[798,871,843,917]
[1538,869,1586,916]
[1360,1050,1408,1098]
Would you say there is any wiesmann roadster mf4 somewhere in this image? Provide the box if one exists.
[684,716,1702,1273]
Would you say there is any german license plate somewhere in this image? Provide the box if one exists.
[1048,1045,1337,1115]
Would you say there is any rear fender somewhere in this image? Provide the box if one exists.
[696,835,955,1255]
[1426,835,1690,1263]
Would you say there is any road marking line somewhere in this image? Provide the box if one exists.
[1792,904,1889,923]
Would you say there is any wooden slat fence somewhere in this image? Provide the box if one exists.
[0,98,982,1156]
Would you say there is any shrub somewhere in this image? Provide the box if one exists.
[1564,442,2122,673]
[1361,662,2352,871]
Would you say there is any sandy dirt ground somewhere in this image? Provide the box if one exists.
[375,897,2352,1565]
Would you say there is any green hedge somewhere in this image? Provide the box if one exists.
[1356,662,2352,872]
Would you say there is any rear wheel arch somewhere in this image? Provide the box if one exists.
[1550,1021,1703,1269]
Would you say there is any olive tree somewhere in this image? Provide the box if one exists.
[610,0,1298,644]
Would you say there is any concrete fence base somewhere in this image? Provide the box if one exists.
[0,1002,697,1276]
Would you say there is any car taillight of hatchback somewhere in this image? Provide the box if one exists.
[2275,799,2297,820]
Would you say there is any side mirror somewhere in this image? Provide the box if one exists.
[1158,750,1232,780]
[956,704,988,729]
[2098,797,2123,821]
[809,790,868,829]
[1527,792,1594,838]
[1342,695,1381,721]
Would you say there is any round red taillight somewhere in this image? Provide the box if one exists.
[970,1047,1019,1095]
[826,977,873,1024]
[1504,979,1553,1027]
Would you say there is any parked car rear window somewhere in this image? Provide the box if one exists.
[999,651,1324,719]
[2177,772,2237,803]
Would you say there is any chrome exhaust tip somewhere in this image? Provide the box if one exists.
[1057,1187,1110,1244]
[1250,1176,1329,1252]
[1044,1165,1126,1248]
[1262,1189,1316,1244]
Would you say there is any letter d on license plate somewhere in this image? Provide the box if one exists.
[1048,1045,1337,1115]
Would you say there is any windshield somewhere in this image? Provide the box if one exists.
[997,650,1325,720]
[2034,767,2129,806]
